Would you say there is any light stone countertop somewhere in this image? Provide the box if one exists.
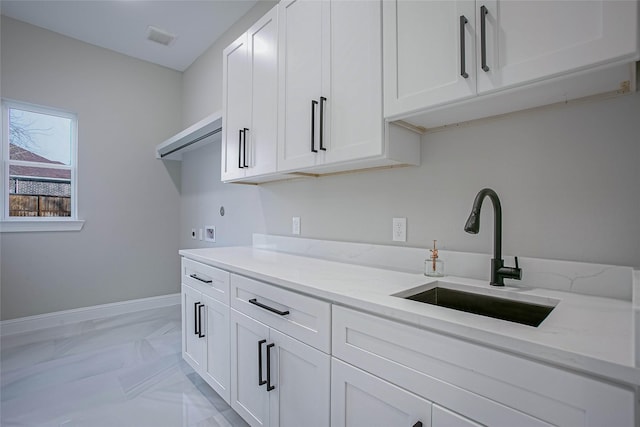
[179,246,639,387]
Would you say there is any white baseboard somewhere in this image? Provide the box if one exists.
[0,293,181,337]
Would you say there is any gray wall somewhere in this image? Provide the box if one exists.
[180,5,640,269]
[1,17,183,320]
[180,1,276,250]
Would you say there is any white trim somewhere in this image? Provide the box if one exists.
[0,293,180,336]
[0,219,85,232]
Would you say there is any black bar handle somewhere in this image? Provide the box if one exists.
[311,100,318,153]
[243,128,249,167]
[480,5,489,72]
[266,343,275,391]
[249,298,290,316]
[319,96,327,151]
[459,16,469,78]
[190,273,212,284]
[238,129,244,169]
[258,339,267,386]
[194,301,200,335]
[198,303,205,338]
[412,422,423,427]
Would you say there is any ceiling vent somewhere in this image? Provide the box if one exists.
[146,26,176,46]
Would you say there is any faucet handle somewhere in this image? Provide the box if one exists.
[514,256,519,269]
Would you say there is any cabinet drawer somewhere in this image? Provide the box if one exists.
[182,258,230,304]
[333,305,634,427]
[230,274,331,353]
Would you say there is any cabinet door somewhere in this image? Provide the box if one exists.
[269,329,330,427]
[383,0,476,118]
[230,309,270,427]
[246,6,278,178]
[222,33,250,181]
[325,0,384,164]
[331,358,432,427]
[182,284,204,372]
[277,0,329,171]
[201,294,230,404]
[477,0,639,93]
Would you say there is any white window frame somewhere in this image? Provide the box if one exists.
[1,99,84,232]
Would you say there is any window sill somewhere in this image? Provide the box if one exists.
[0,219,85,233]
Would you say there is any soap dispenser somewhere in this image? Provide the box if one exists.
[425,240,445,277]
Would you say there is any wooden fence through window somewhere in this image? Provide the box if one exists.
[9,194,71,217]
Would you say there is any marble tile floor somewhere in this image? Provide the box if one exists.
[0,305,249,427]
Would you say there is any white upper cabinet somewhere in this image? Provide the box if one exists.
[221,6,278,182]
[384,0,640,125]
[277,0,419,174]
[277,0,327,171]
[478,0,639,93]
[383,0,477,118]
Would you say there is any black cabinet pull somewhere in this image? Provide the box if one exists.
[194,301,200,335]
[319,96,327,151]
[238,129,244,169]
[243,128,249,167]
[311,99,318,153]
[258,339,267,386]
[190,274,212,284]
[198,303,205,338]
[459,16,469,78]
[266,343,275,391]
[249,298,290,316]
[412,422,423,427]
[480,5,489,72]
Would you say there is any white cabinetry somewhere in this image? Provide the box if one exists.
[181,258,231,403]
[221,5,278,182]
[331,358,432,427]
[229,274,331,427]
[332,305,635,427]
[277,0,419,175]
[384,0,639,127]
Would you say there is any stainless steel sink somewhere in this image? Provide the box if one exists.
[398,283,556,327]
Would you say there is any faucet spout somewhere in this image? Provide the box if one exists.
[464,188,521,286]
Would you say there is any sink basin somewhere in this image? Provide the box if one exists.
[398,282,556,327]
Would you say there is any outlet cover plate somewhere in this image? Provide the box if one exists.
[292,217,301,235]
[392,217,407,242]
[205,226,216,242]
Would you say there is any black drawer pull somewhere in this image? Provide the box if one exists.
[238,129,244,169]
[194,301,200,335]
[197,303,205,338]
[249,298,290,316]
[459,15,469,78]
[258,339,267,386]
[266,343,275,391]
[480,5,489,72]
[311,99,318,153]
[190,274,212,284]
[319,96,326,151]
[243,127,249,167]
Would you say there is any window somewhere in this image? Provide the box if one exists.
[2,100,83,231]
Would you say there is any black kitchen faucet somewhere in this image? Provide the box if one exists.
[464,188,522,286]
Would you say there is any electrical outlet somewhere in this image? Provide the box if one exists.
[198,229,203,241]
[392,217,407,242]
[191,228,196,240]
[205,225,216,242]
[292,217,301,235]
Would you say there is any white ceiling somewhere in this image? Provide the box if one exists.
[0,0,259,72]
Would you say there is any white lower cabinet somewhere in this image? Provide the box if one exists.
[229,273,331,427]
[180,258,231,403]
[332,305,635,427]
[181,285,231,403]
[331,358,431,427]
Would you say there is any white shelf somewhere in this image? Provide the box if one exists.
[156,112,222,160]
